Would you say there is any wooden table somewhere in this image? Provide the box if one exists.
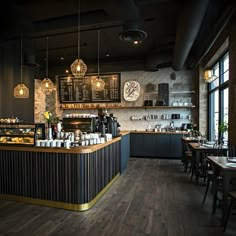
[188,142,228,183]
[181,137,199,143]
[206,156,236,224]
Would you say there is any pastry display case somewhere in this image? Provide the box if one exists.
[0,123,45,146]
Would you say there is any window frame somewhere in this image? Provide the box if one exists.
[208,51,229,142]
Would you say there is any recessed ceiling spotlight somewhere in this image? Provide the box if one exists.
[65,69,69,73]
[106,50,110,57]
[60,57,64,60]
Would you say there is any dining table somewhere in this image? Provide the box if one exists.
[206,155,236,225]
[188,142,228,183]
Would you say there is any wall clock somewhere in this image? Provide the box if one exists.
[123,81,141,101]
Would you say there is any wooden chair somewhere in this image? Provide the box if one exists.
[181,139,193,172]
[201,168,214,207]
[223,191,236,232]
[228,143,236,157]
[202,143,224,209]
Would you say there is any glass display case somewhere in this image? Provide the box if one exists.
[0,123,45,146]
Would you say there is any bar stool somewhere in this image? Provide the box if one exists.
[223,191,236,232]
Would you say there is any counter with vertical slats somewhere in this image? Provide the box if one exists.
[0,137,121,211]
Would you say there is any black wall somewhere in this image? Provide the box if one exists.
[0,40,35,122]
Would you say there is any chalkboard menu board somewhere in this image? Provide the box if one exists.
[58,73,121,103]
[158,83,169,106]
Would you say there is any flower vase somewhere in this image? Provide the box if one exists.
[47,124,53,140]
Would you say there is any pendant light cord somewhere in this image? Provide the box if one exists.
[97,30,100,77]
[46,37,49,78]
[20,34,23,84]
[77,0,80,59]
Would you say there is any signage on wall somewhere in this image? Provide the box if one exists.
[58,73,121,103]
[123,81,141,102]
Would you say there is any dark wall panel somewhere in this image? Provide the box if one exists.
[0,40,34,122]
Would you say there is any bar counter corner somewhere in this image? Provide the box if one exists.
[0,136,123,211]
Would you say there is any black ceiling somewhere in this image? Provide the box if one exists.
[1,0,235,75]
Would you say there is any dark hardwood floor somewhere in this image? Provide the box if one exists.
[0,158,235,236]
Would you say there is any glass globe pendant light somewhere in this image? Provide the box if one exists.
[14,35,29,98]
[70,0,87,78]
[41,37,54,93]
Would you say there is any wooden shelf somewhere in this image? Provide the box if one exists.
[60,105,195,110]
[170,91,195,94]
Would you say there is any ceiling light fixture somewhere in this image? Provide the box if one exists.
[70,0,87,78]
[204,69,217,83]
[119,22,148,44]
[41,37,54,93]
[92,30,105,91]
[14,34,29,99]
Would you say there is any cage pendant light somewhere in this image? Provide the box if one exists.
[41,37,54,93]
[14,35,29,98]
[70,0,87,78]
[92,30,105,91]
[204,69,217,83]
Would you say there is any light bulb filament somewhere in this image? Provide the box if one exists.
[76,65,81,71]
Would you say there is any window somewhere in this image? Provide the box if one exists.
[208,52,229,142]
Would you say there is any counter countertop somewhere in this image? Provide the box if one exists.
[0,136,121,154]
[123,130,188,135]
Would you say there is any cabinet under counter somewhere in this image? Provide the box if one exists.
[130,131,185,158]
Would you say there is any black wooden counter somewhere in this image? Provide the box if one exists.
[0,137,121,211]
[130,131,186,158]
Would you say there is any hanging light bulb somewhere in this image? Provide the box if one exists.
[92,30,105,91]
[41,37,54,93]
[19,87,24,95]
[14,35,29,99]
[70,0,87,78]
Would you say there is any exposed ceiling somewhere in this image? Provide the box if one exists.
[0,0,235,76]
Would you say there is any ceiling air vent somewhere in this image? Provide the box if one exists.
[119,22,148,43]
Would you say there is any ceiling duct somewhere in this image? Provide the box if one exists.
[172,0,209,71]
[144,52,172,71]
[118,0,147,43]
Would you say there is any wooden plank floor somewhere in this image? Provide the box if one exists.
[0,158,235,236]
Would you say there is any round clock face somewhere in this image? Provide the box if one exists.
[123,81,141,101]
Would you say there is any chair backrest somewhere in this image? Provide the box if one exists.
[213,141,224,156]
[228,143,236,157]
[181,139,190,152]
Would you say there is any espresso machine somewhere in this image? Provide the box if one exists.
[62,115,97,133]
[97,110,120,137]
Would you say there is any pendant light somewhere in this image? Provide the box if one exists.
[93,30,105,91]
[70,0,87,78]
[41,37,54,93]
[14,35,29,99]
